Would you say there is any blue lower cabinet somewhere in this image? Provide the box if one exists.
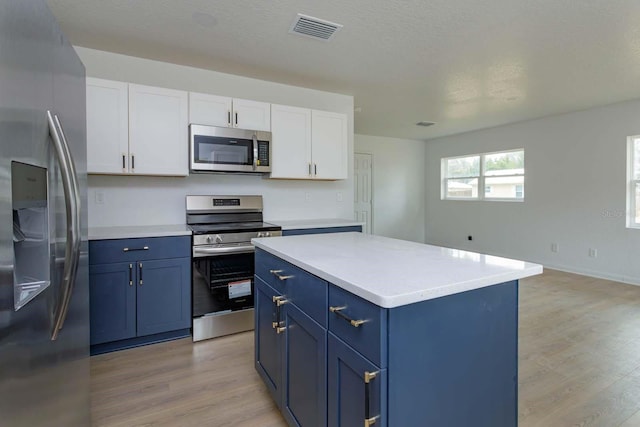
[283,304,327,427]
[89,262,136,345]
[255,277,284,407]
[89,236,192,354]
[327,333,386,427]
[282,226,362,236]
[136,258,191,336]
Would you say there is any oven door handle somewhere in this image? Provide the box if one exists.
[193,245,255,258]
[252,134,258,171]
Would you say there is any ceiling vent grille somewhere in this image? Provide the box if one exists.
[289,14,343,41]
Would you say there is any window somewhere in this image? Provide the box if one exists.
[442,149,525,201]
[627,136,640,228]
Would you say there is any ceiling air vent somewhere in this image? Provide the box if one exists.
[289,13,343,41]
[416,121,436,127]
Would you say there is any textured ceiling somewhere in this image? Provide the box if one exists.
[46,0,640,140]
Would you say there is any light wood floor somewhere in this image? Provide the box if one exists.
[91,269,640,427]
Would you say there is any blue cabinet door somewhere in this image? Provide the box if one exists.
[282,304,327,427]
[255,276,283,407]
[328,333,387,427]
[136,257,191,336]
[89,262,136,345]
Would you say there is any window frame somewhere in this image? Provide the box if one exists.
[627,136,640,229]
[441,149,525,202]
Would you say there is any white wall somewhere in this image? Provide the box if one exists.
[355,134,427,243]
[75,47,354,227]
[424,99,640,284]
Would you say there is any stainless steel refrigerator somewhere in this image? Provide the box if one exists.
[0,1,90,425]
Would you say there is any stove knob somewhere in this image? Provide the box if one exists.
[215,235,223,243]
[206,236,212,244]
[265,232,271,237]
[257,232,264,238]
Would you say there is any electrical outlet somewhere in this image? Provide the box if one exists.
[95,191,104,205]
[551,243,559,253]
[336,192,343,202]
[589,248,598,258]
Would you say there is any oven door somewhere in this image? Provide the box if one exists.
[189,124,271,173]
[192,248,255,318]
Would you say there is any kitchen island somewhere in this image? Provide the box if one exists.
[252,232,542,427]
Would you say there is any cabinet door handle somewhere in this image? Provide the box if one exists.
[364,371,380,427]
[123,246,149,252]
[269,269,293,281]
[329,306,366,327]
[308,163,312,175]
[235,112,238,127]
[138,262,143,286]
[128,263,133,286]
[227,111,231,126]
[122,154,126,170]
[314,163,317,176]
[131,154,135,171]
[272,295,288,331]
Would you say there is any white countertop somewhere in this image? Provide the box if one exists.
[88,224,192,240]
[267,218,364,230]
[253,232,542,308]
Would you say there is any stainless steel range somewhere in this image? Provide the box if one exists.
[186,195,281,341]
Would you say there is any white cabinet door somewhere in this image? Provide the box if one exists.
[311,110,348,180]
[233,98,271,131]
[271,104,312,179]
[129,84,189,176]
[189,92,232,127]
[86,78,129,174]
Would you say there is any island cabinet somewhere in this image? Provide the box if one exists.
[254,246,520,427]
[89,236,191,354]
[255,249,328,427]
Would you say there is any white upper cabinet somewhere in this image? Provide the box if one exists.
[270,107,348,180]
[311,110,348,180]
[86,78,129,174]
[128,84,189,176]
[232,98,271,132]
[188,92,232,128]
[271,104,312,179]
[188,92,271,131]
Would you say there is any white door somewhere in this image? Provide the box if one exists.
[270,104,312,179]
[189,92,232,127]
[129,84,189,176]
[311,110,348,180]
[86,78,129,174]
[354,153,373,234]
[233,98,271,131]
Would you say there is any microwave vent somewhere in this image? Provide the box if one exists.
[289,14,343,41]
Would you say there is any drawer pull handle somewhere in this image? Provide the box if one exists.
[138,262,143,286]
[270,269,293,281]
[329,306,366,327]
[364,371,380,427]
[123,246,149,252]
[276,326,287,334]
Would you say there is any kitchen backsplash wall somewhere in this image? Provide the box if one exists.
[75,47,354,227]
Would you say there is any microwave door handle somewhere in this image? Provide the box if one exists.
[252,134,258,171]
[47,111,82,341]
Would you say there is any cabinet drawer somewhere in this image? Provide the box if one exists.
[328,285,387,368]
[89,236,191,265]
[255,248,291,294]
[255,249,328,326]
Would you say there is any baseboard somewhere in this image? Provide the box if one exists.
[90,328,191,356]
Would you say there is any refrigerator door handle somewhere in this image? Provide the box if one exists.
[47,111,81,341]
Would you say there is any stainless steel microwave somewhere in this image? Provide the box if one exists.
[189,124,272,173]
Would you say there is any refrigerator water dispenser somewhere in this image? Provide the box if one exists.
[11,161,50,311]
